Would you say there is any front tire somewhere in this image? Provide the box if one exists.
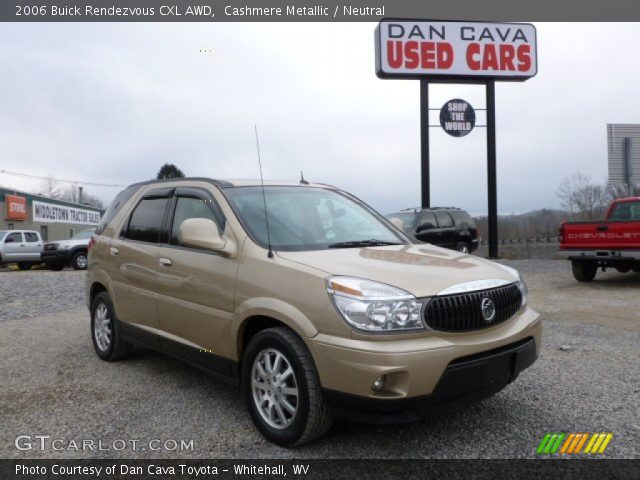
[242,327,333,447]
[91,292,133,361]
[572,260,597,282]
[17,262,32,270]
[71,251,88,270]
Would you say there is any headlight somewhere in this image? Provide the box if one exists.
[496,264,528,310]
[326,276,424,332]
[517,275,528,309]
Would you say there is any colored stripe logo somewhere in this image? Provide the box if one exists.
[537,432,613,454]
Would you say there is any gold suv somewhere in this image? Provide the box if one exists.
[86,178,541,446]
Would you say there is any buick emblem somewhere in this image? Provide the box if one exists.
[481,297,496,322]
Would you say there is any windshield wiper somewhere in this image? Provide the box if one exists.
[328,239,402,248]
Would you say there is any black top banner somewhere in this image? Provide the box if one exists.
[2,0,640,21]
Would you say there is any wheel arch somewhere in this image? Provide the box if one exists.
[233,298,318,361]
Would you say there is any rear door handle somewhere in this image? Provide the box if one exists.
[159,257,172,267]
[109,247,119,256]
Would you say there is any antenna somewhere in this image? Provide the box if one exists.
[300,171,309,185]
[254,125,274,258]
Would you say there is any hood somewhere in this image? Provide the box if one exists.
[276,244,518,298]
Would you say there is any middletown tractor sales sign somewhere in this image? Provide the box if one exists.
[375,19,537,80]
[33,201,101,226]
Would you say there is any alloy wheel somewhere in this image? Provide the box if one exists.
[93,303,112,352]
[251,348,299,429]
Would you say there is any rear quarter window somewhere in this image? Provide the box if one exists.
[95,185,139,235]
[450,210,475,227]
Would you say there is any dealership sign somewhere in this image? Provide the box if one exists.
[5,194,27,220]
[33,201,100,225]
[375,19,537,80]
[440,99,475,137]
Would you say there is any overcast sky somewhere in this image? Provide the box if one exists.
[0,22,638,215]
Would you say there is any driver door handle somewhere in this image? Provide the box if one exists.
[109,247,119,256]
[159,257,172,267]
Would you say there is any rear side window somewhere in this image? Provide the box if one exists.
[124,198,169,244]
[24,232,39,242]
[419,212,437,227]
[96,185,139,235]
[434,212,454,228]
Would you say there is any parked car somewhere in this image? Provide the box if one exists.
[557,197,640,281]
[87,178,540,446]
[41,228,96,271]
[0,230,44,270]
[385,207,479,253]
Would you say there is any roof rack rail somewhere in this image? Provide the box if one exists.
[399,206,461,211]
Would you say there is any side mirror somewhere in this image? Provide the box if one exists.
[416,222,435,233]
[179,218,226,251]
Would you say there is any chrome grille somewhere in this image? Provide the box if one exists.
[424,283,522,332]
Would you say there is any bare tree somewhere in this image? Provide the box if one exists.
[78,191,104,209]
[606,182,640,200]
[36,178,104,209]
[39,175,64,199]
[556,172,609,220]
[58,184,104,208]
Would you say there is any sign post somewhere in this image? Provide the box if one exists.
[420,78,430,208]
[375,19,537,258]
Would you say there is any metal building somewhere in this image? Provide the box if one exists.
[607,124,640,193]
[1,187,103,242]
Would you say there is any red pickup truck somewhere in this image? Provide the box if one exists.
[557,197,640,281]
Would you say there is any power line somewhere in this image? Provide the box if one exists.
[0,169,127,188]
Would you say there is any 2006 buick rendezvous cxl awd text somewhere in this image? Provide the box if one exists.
[86,178,541,446]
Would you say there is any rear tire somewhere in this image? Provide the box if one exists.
[572,260,597,282]
[91,292,133,361]
[456,242,470,254]
[17,262,32,271]
[242,327,333,447]
[71,251,88,270]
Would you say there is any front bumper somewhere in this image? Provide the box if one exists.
[325,336,537,423]
[41,250,71,264]
[307,307,541,422]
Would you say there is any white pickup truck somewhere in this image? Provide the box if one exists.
[0,230,44,270]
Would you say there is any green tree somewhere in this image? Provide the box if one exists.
[156,163,185,179]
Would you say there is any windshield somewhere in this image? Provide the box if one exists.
[72,229,96,240]
[0,231,7,241]
[225,186,406,251]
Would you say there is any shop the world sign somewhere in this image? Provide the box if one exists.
[375,19,537,80]
[33,201,101,225]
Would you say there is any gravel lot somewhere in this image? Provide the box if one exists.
[0,260,638,459]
